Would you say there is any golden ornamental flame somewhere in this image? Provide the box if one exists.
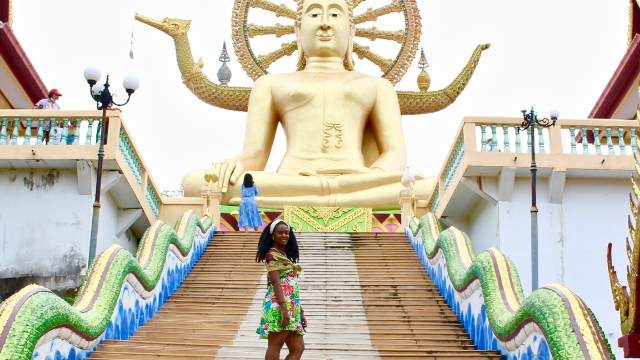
[608,130,640,335]
[134,0,489,115]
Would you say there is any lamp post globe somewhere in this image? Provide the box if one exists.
[123,75,140,95]
[83,66,102,86]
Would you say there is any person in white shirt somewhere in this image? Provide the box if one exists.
[34,89,62,143]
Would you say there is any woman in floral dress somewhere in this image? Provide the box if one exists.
[256,219,307,360]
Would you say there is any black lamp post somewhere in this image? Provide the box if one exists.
[83,67,139,267]
[520,107,558,291]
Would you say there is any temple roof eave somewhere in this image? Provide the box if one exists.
[589,34,640,119]
[0,21,47,106]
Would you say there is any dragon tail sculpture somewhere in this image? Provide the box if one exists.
[134,13,250,112]
[0,211,213,360]
[134,13,489,116]
[414,213,614,359]
[397,43,491,115]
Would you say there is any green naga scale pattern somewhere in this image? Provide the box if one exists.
[0,211,212,360]
[412,213,614,359]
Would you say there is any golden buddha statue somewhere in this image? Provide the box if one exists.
[135,0,489,209]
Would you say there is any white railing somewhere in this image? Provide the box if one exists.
[0,110,164,222]
[475,122,552,154]
[0,115,103,146]
[427,117,638,214]
[559,121,637,156]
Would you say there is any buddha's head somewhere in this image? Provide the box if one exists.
[295,0,355,70]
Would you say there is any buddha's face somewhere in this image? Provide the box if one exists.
[297,0,353,59]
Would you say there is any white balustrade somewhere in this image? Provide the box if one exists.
[0,116,102,146]
[560,124,637,156]
[469,119,637,157]
[474,122,550,154]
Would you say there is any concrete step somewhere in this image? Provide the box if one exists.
[92,233,501,359]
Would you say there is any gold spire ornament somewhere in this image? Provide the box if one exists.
[417,47,430,92]
[217,42,232,86]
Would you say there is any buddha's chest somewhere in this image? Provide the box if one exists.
[272,77,375,115]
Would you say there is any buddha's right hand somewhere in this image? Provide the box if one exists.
[208,159,244,193]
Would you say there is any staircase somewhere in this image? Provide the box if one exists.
[91,232,501,359]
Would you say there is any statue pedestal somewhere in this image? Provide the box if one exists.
[201,185,221,229]
[283,206,372,232]
[399,188,415,228]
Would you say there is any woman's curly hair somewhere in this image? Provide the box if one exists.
[255,220,300,263]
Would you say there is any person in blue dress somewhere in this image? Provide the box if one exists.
[238,173,263,232]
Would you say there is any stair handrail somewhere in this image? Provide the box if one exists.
[409,213,614,359]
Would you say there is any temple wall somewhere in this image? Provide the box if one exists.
[0,169,138,297]
[465,195,498,252]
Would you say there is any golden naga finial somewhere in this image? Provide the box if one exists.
[134,13,251,112]
[134,13,191,37]
[608,135,640,343]
[399,43,490,114]
[135,1,489,115]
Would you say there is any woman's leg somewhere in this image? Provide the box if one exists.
[284,332,305,360]
[266,332,287,360]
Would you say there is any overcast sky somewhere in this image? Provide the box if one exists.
[11,1,629,191]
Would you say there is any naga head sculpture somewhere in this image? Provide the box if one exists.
[135,14,191,38]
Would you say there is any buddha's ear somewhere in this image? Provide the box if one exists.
[344,24,356,71]
[295,25,306,71]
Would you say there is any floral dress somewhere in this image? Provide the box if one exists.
[256,250,304,338]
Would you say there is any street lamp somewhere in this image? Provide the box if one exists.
[83,66,140,266]
[520,107,558,291]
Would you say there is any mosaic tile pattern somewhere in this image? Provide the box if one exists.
[407,213,614,359]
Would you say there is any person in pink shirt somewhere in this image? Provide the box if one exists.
[34,89,62,143]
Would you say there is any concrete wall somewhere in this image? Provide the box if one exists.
[463,175,630,358]
[561,178,630,355]
[0,169,137,295]
[466,195,499,252]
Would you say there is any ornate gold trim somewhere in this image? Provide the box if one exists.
[284,206,372,232]
[7,0,12,25]
[608,137,640,335]
[356,27,405,43]
[135,13,252,112]
[353,43,393,72]
[353,1,402,24]
[247,24,294,38]
[397,43,490,115]
[256,41,297,68]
